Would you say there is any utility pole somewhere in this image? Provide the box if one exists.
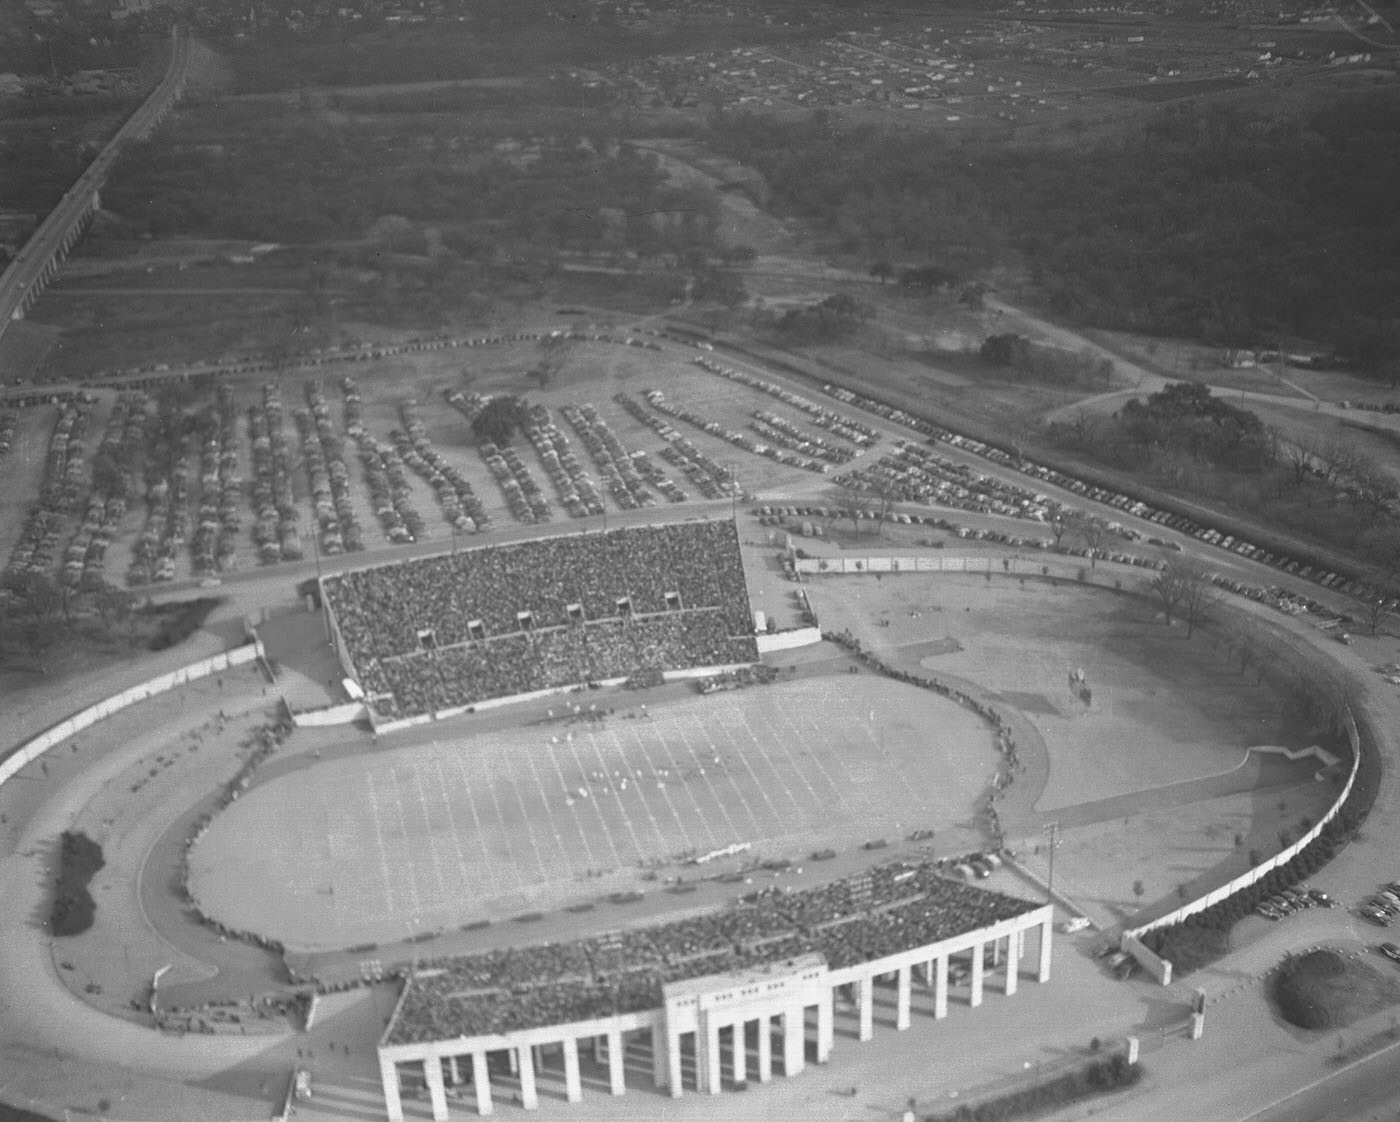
[1043,820,1060,905]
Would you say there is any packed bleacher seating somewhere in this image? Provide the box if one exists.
[383,857,1038,1044]
[323,520,757,718]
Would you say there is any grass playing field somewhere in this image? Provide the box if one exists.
[186,675,997,950]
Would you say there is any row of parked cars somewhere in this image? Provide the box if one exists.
[1359,883,1400,926]
[1254,888,1335,921]
[817,381,1385,607]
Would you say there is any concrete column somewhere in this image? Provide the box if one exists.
[448,1056,461,1085]
[518,1044,538,1111]
[817,994,834,1063]
[858,976,874,1042]
[563,1036,583,1103]
[607,1029,626,1096]
[757,1015,773,1083]
[380,1055,404,1122]
[424,1056,449,1122]
[703,1020,722,1094]
[1005,939,1019,996]
[651,1023,668,1091]
[896,965,912,1030]
[594,1035,604,1065]
[782,1006,805,1077]
[970,942,985,1008]
[667,1030,684,1098]
[934,955,949,1019]
[732,1022,747,1085]
[993,936,1003,968]
[472,1051,493,1117]
[1038,919,1053,983]
[921,958,933,987]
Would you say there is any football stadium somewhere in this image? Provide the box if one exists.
[286,518,1049,1117]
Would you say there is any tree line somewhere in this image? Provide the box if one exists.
[709,93,1400,377]
[1044,382,1400,576]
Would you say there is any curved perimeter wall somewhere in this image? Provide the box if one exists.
[0,640,264,787]
[796,551,1369,987]
[1120,707,1361,985]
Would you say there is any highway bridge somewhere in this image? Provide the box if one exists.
[0,27,191,350]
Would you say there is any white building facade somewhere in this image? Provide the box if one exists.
[377,904,1053,1119]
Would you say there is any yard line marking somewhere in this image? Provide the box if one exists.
[480,755,522,883]
[564,735,626,869]
[409,759,450,907]
[502,753,552,883]
[692,711,766,837]
[767,698,865,817]
[600,723,669,853]
[712,711,784,830]
[387,765,426,919]
[733,706,818,818]
[622,721,698,853]
[538,744,602,869]
[431,755,473,890]
[520,746,576,871]
[677,711,744,843]
[364,770,401,922]
[583,726,648,859]
[649,713,724,850]
[452,752,502,898]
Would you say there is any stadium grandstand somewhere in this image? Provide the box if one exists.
[320,519,758,725]
[375,858,1052,1117]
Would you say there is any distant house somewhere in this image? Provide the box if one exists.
[1220,349,1257,369]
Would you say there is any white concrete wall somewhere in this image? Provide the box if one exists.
[0,642,263,786]
[290,702,366,727]
[1123,709,1360,947]
[756,627,822,653]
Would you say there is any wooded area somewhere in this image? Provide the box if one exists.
[100,126,721,255]
[712,93,1400,374]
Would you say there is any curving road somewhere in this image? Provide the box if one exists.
[0,28,191,348]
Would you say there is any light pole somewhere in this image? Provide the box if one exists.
[1043,821,1060,906]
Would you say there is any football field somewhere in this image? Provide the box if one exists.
[186,676,997,949]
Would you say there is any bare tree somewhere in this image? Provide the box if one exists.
[1177,558,1215,638]
[1283,432,1320,486]
[1349,453,1398,522]
[1318,436,1360,488]
[1152,555,1213,635]
[870,475,900,536]
[1362,594,1396,638]
[833,485,874,534]
[1072,514,1107,570]
[1047,508,1076,551]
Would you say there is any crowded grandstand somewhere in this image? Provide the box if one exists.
[384,858,1039,1045]
[320,519,758,720]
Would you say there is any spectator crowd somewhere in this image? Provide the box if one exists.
[323,521,757,718]
[387,858,1036,1044]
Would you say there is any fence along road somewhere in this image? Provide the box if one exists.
[0,26,191,349]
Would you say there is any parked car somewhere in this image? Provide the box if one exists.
[1379,943,1400,964]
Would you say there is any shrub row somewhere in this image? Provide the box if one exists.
[928,1053,1140,1122]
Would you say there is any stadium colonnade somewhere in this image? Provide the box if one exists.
[376,904,1053,1118]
